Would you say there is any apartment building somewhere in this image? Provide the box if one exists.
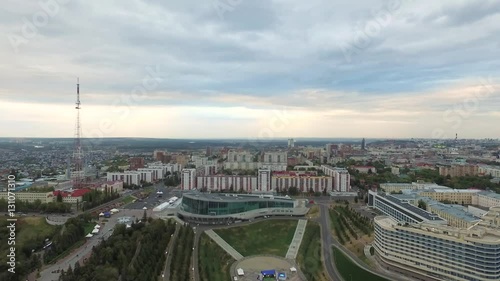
[107,172,140,186]
[320,165,351,192]
[438,164,479,177]
[271,171,333,193]
[181,169,197,190]
[374,207,500,281]
[196,175,258,193]
[137,167,163,180]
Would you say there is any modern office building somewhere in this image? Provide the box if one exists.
[178,192,308,224]
[368,191,445,225]
[374,207,500,281]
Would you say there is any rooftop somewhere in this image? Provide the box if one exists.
[381,194,445,222]
[477,191,500,199]
[428,203,481,222]
[183,192,294,203]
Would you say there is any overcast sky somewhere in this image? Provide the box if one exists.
[1,0,500,139]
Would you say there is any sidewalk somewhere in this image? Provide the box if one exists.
[205,229,244,260]
[285,219,307,259]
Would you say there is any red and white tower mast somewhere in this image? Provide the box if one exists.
[72,78,84,189]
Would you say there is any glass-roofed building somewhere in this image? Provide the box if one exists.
[178,192,308,224]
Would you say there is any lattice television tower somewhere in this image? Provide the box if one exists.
[72,78,84,189]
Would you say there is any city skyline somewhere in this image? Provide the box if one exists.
[1,0,500,138]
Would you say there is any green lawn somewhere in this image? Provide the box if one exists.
[332,247,389,281]
[84,222,96,235]
[10,216,57,246]
[198,233,235,281]
[122,195,135,204]
[215,219,298,256]
[297,222,328,281]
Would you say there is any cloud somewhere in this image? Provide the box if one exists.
[1,0,500,138]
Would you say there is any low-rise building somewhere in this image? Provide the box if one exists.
[380,182,443,193]
[53,188,91,204]
[418,188,482,205]
[426,202,480,228]
[98,181,123,193]
[352,166,377,174]
[0,191,53,203]
[471,191,500,208]
[478,165,500,178]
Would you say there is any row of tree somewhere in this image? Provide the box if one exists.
[80,189,120,211]
[0,198,71,213]
[170,225,194,281]
[60,219,175,281]
[329,205,374,245]
[297,222,324,281]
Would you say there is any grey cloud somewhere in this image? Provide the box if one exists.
[424,1,500,26]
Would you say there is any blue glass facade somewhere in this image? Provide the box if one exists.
[181,194,294,216]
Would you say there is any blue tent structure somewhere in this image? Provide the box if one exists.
[261,270,276,278]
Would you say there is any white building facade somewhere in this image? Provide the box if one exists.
[181,169,197,190]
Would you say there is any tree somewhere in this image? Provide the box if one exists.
[417,199,427,210]
[57,192,63,203]
[354,197,358,203]
[288,186,299,196]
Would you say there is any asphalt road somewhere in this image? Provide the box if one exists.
[162,223,180,281]
[37,209,144,281]
[124,184,181,210]
[318,204,344,281]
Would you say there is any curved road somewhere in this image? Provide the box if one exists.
[318,204,401,281]
[38,209,143,281]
